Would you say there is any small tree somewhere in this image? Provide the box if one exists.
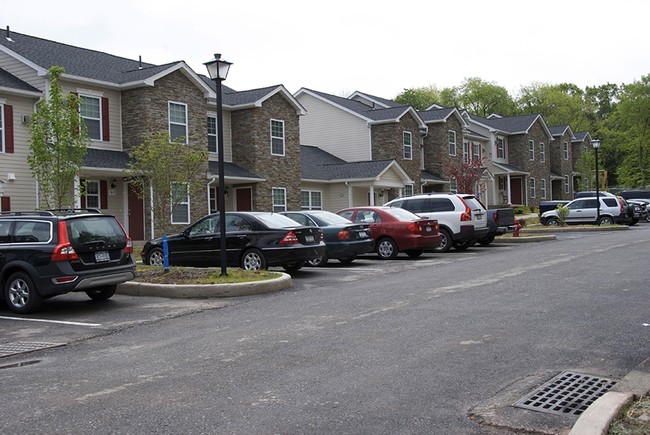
[556,204,570,226]
[28,66,89,209]
[128,132,208,237]
[440,155,485,195]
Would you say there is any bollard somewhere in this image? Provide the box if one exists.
[162,235,169,272]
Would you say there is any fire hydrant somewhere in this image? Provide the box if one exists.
[513,219,522,237]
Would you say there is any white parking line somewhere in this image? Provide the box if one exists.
[0,316,102,327]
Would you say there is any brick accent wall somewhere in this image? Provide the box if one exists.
[550,132,575,200]
[422,115,465,185]
[370,113,422,197]
[230,93,301,211]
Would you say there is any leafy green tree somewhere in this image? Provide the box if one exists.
[127,131,208,237]
[394,86,442,110]
[27,66,89,209]
[516,82,590,130]
[454,77,516,117]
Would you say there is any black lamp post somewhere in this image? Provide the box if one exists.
[591,138,601,223]
[205,53,232,277]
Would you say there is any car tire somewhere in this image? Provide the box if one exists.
[146,247,164,266]
[598,216,614,225]
[433,228,452,253]
[307,252,328,267]
[646,215,650,223]
[629,218,638,226]
[283,262,304,273]
[241,248,267,271]
[478,235,495,246]
[376,238,398,260]
[453,240,474,251]
[5,271,42,314]
[405,249,423,258]
[85,285,117,301]
[338,256,356,265]
[545,217,560,226]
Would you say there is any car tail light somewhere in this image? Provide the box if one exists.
[492,211,498,224]
[279,231,300,245]
[459,197,472,221]
[53,276,78,284]
[115,219,134,254]
[51,221,80,262]
[407,222,419,233]
[617,197,625,213]
[338,230,351,240]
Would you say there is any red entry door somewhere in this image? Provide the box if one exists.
[510,177,522,205]
[236,188,252,211]
[128,183,145,240]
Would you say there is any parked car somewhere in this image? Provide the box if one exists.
[574,191,616,199]
[0,209,135,314]
[626,198,650,222]
[620,190,650,201]
[540,196,633,226]
[336,206,441,260]
[281,210,374,266]
[141,212,326,273]
[384,193,489,252]
[538,200,570,216]
[480,207,516,246]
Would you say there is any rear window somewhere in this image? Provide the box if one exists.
[67,216,126,246]
[603,198,618,207]
[254,213,306,228]
[384,207,421,221]
[461,197,485,211]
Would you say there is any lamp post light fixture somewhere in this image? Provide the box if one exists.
[591,138,601,223]
[205,53,232,277]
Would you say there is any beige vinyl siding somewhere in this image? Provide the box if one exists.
[297,93,370,162]
[207,110,233,163]
[300,182,350,212]
[0,54,46,89]
[0,94,39,210]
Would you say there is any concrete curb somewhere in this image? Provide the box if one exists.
[494,234,557,243]
[569,356,650,434]
[117,272,292,298]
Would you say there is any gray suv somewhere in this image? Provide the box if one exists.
[540,197,633,226]
[385,193,489,252]
[0,210,135,313]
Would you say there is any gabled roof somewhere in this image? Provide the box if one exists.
[418,106,467,128]
[347,91,402,108]
[0,67,41,96]
[465,112,553,140]
[83,148,130,169]
[573,131,592,143]
[0,28,212,94]
[492,162,529,176]
[295,88,425,128]
[222,84,306,115]
[301,145,412,183]
[549,125,576,140]
[421,170,449,183]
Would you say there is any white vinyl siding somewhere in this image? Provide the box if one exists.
[296,92,372,161]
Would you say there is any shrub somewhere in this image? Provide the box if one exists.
[556,204,569,226]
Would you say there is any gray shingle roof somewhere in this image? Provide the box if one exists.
[548,125,574,138]
[0,67,40,93]
[468,113,542,134]
[349,91,403,108]
[421,170,448,183]
[573,131,591,142]
[207,161,262,180]
[301,145,395,181]
[83,148,130,169]
[303,88,413,123]
[0,29,175,84]
[418,106,456,123]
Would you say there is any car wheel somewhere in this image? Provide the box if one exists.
[545,217,560,226]
[85,285,117,301]
[478,235,495,246]
[646,215,650,223]
[453,240,474,251]
[433,228,452,253]
[5,271,42,314]
[629,218,638,226]
[146,247,164,266]
[598,216,614,225]
[405,249,423,258]
[307,252,329,267]
[283,262,304,273]
[241,248,267,271]
[338,256,356,265]
[376,238,398,260]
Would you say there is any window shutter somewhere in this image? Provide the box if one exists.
[4,104,14,153]
[1,197,10,212]
[80,178,86,208]
[100,180,108,209]
[101,97,110,141]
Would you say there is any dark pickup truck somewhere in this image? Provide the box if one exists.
[538,200,570,217]
[479,207,516,245]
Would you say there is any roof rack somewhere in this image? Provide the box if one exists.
[0,211,55,216]
[48,208,101,215]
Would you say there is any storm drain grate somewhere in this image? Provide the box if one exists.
[513,371,617,416]
[0,341,66,358]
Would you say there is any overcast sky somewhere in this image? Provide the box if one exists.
[4,0,649,99]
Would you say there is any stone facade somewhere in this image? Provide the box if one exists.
[550,131,575,200]
[370,114,422,198]
[231,93,301,211]
[422,115,466,184]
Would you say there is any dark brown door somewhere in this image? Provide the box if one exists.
[510,177,522,205]
[235,188,252,211]
[128,183,145,240]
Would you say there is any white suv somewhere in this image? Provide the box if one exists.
[384,193,489,252]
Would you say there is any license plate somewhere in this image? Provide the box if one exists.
[358,231,368,238]
[305,235,315,243]
[95,251,110,262]
[425,226,432,232]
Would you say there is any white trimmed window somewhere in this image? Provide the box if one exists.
[271,119,285,156]
[463,141,469,163]
[169,102,188,143]
[80,95,101,140]
[448,130,457,156]
[540,143,546,162]
[563,141,569,160]
[300,190,322,210]
[528,140,534,160]
[472,142,481,161]
[529,177,536,198]
[85,180,100,208]
[171,182,190,224]
[272,187,287,212]
[207,116,217,153]
[541,179,547,199]
[449,178,457,194]
[403,131,412,160]
[402,184,414,197]
[496,137,505,159]
[564,176,570,194]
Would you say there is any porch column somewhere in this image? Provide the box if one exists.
[369,186,375,206]
[506,174,512,204]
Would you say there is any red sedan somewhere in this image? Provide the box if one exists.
[337,206,441,260]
